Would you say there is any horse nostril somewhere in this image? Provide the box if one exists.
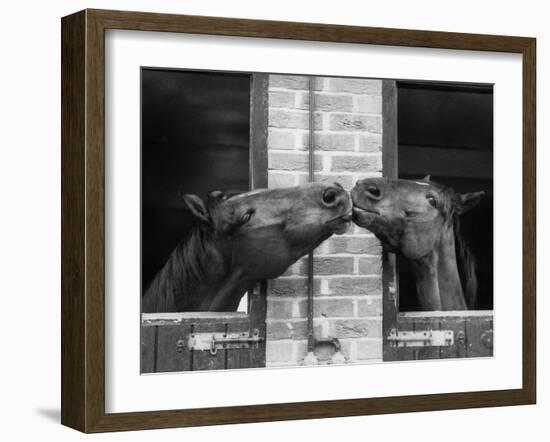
[366,184,381,199]
[322,187,339,205]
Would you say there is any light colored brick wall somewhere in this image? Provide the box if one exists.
[265,75,384,367]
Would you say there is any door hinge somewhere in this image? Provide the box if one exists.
[387,328,454,347]
[185,329,264,355]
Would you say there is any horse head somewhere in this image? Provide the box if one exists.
[350,176,484,310]
[144,182,352,312]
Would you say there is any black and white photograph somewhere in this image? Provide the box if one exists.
[1,0,544,438]
[140,69,494,372]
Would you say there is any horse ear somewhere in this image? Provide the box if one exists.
[180,194,210,224]
[457,191,485,215]
[422,174,431,181]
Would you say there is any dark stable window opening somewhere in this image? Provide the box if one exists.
[141,68,251,293]
[396,81,494,312]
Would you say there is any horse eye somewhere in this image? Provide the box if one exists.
[427,195,437,207]
[405,210,418,218]
[241,211,253,224]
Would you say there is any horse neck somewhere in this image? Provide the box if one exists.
[143,228,250,312]
[410,222,466,311]
[143,228,214,312]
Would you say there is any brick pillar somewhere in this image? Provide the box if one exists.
[265,75,384,366]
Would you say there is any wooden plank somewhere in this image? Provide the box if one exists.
[392,317,417,361]
[248,284,267,368]
[225,319,252,370]
[382,254,400,361]
[140,325,157,373]
[400,310,493,318]
[191,321,227,371]
[248,73,268,369]
[88,9,533,53]
[142,312,247,326]
[465,316,494,358]
[155,324,192,373]
[250,74,269,190]
[382,80,398,178]
[439,318,467,359]
[61,11,87,431]
[411,319,442,361]
[381,80,399,362]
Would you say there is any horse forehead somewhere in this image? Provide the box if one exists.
[393,180,439,195]
[228,189,267,200]
[233,185,322,204]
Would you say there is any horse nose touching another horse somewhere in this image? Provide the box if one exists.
[143,176,485,314]
[143,182,352,313]
[351,176,484,311]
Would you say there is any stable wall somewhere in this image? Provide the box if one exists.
[265,74,385,366]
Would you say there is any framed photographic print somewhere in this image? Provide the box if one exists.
[61,9,536,433]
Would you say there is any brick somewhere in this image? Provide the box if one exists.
[330,154,382,173]
[329,114,382,133]
[269,109,323,130]
[268,277,321,297]
[339,339,355,361]
[269,152,323,172]
[331,236,382,254]
[314,298,355,317]
[268,129,295,150]
[358,257,382,275]
[330,318,382,338]
[358,134,382,152]
[296,131,310,150]
[357,297,383,316]
[269,75,324,90]
[356,95,382,114]
[281,261,302,276]
[314,133,355,151]
[269,90,296,108]
[266,319,308,339]
[292,298,308,318]
[314,174,354,189]
[328,78,382,95]
[268,172,297,188]
[295,173,309,185]
[269,75,310,90]
[301,256,354,275]
[328,276,382,296]
[266,298,295,319]
[355,339,383,359]
[266,341,295,362]
[299,93,354,112]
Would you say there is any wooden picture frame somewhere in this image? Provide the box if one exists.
[61,8,536,433]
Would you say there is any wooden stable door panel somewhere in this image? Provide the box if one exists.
[141,312,266,373]
[191,321,229,372]
[437,318,467,359]
[140,325,157,373]
[384,313,493,362]
[464,316,493,358]
[155,323,193,372]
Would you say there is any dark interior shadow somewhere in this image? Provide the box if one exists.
[35,407,60,423]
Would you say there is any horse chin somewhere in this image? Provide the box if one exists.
[352,207,380,229]
[331,220,351,235]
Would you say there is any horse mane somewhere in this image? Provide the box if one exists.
[452,214,478,309]
[142,226,211,312]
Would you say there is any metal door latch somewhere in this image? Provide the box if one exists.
[387,328,454,347]
[185,329,264,355]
